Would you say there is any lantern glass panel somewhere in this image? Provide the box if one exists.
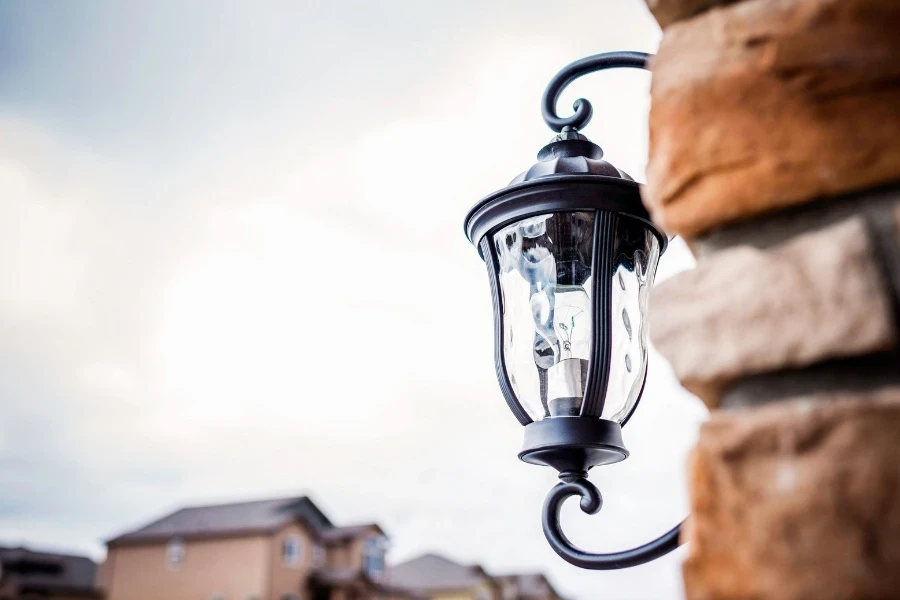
[602,222,660,422]
[493,212,660,424]
[494,212,595,421]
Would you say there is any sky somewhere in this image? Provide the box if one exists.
[0,2,706,599]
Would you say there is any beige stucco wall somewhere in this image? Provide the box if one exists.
[345,538,364,572]
[268,523,315,600]
[101,524,385,600]
[325,542,350,570]
[104,535,270,600]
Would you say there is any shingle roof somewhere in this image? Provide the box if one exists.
[389,553,490,593]
[495,573,565,599]
[0,545,99,595]
[107,495,333,545]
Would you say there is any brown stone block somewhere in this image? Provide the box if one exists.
[650,216,897,408]
[683,390,900,600]
[645,0,900,238]
[643,0,736,29]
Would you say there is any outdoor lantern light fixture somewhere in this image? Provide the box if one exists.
[464,52,684,570]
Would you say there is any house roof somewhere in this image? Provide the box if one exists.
[0,545,100,596]
[389,553,492,593]
[107,495,334,545]
[319,523,384,543]
[495,573,565,600]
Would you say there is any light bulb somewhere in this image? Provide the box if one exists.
[530,283,592,417]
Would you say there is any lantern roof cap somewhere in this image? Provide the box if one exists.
[463,130,665,252]
[510,128,634,185]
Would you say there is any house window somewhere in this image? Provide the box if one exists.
[476,587,492,600]
[282,534,303,566]
[362,537,385,577]
[166,538,185,569]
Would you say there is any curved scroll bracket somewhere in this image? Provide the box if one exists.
[542,51,651,133]
[542,475,683,570]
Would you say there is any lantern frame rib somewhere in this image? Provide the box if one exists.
[582,210,615,418]
[482,236,533,426]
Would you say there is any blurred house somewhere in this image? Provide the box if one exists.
[100,496,415,600]
[389,555,564,600]
[0,545,102,599]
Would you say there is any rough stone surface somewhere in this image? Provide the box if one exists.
[650,216,897,407]
[644,0,900,238]
[643,0,736,29]
[683,391,900,600]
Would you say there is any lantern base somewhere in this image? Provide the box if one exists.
[519,417,628,474]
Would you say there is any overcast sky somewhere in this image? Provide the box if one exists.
[0,2,706,598]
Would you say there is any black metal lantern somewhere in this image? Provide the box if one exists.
[464,52,684,569]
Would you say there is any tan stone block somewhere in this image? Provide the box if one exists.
[683,390,900,600]
[644,0,900,238]
[650,217,896,407]
[643,0,736,29]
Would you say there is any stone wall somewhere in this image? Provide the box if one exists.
[641,0,900,597]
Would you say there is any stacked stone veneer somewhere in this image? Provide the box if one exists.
[641,0,900,597]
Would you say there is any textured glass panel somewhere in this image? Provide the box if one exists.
[602,219,660,423]
[494,212,594,421]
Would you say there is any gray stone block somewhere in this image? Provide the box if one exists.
[650,215,897,407]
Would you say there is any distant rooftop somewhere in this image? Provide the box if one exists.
[0,545,100,597]
[389,553,492,593]
[106,495,386,547]
[390,554,565,599]
[107,495,335,545]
